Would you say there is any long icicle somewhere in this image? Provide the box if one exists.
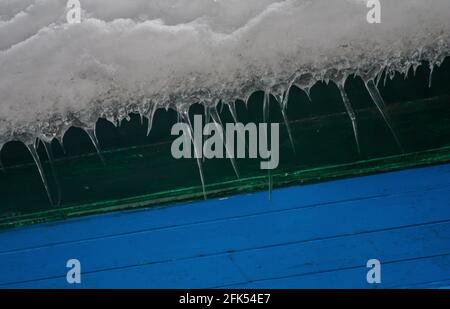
[338,84,361,155]
[263,91,272,201]
[209,106,240,179]
[86,129,105,164]
[181,111,207,200]
[228,101,239,124]
[227,101,249,154]
[375,68,385,87]
[203,106,210,164]
[42,141,62,207]
[146,103,158,136]
[428,64,434,88]
[280,84,296,154]
[365,80,404,153]
[27,141,54,206]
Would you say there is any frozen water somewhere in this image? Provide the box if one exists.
[0,0,449,147]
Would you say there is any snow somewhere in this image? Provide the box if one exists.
[0,0,449,143]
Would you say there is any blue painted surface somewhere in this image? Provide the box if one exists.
[1,164,450,288]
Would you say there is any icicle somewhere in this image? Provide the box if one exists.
[383,69,389,87]
[42,141,62,207]
[227,101,239,123]
[227,100,249,155]
[338,85,361,155]
[375,67,385,87]
[205,105,211,125]
[389,70,396,80]
[273,89,295,154]
[181,111,207,200]
[209,106,240,179]
[304,87,312,103]
[428,64,434,88]
[27,141,54,206]
[177,109,182,123]
[146,103,158,136]
[277,86,296,154]
[201,107,208,163]
[263,91,270,123]
[365,80,404,152]
[86,129,105,164]
[60,141,67,156]
[281,107,296,153]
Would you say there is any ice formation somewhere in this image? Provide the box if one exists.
[0,0,449,146]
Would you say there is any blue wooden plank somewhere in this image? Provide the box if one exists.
[1,164,450,253]
[4,255,247,289]
[1,185,450,286]
[3,221,450,288]
[229,221,450,282]
[224,254,450,289]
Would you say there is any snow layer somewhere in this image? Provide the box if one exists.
[0,0,449,143]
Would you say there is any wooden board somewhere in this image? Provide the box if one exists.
[1,164,450,288]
